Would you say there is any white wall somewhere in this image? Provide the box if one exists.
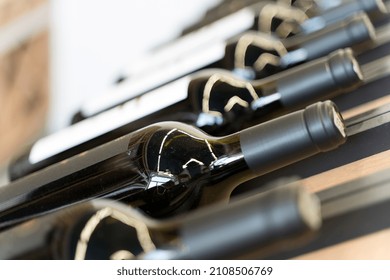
[49,0,221,132]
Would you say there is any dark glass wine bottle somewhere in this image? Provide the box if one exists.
[0,101,346,228]
[0,183,321,260]
[8,49,360,180]
[189,48,362,133]
[256,0,387,38]
[224,12,374,79]
[299,0,388,34]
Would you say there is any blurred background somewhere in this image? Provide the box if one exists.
[1,0,390,260]
[0,0,222,183]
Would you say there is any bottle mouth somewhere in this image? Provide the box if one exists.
[329,48,364,87]
[304,101,347,152]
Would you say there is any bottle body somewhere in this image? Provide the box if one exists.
[1,121,246,226]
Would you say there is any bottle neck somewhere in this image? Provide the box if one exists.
[0,183,322,260]
[238,101,346,176]
[231,12,373,78]
[192,48,362,136]
[282,13,374,67]
[147,183,321,260]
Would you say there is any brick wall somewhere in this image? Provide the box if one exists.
[0,0,49,166]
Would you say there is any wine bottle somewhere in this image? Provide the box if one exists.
[299,0,388,34]
[9,49,361,180]
[0,183,321,260]
[259,0,388,37]
[0,101,346,228]
[226,12,375,79]
[76,12,375,119]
